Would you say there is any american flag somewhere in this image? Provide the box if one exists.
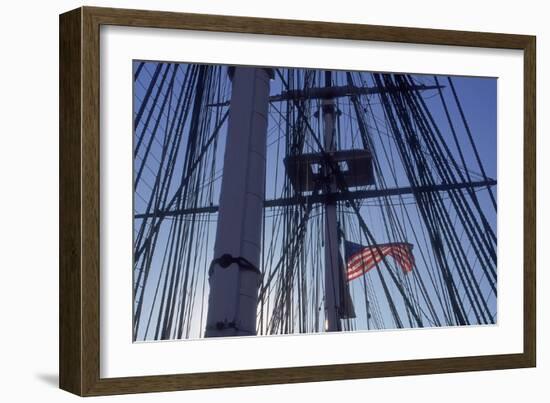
[344,241,415,281]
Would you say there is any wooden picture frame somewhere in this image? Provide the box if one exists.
[59,6,536,396]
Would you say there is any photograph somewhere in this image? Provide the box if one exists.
[132,61,497,342]
[51,3,538,398]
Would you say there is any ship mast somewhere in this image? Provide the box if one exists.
[205,67,272,337]
[322,71,342,331]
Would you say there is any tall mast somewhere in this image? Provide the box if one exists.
[205,66,272,337]
[323,71,342,332]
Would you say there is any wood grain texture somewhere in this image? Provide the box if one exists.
[523,37,536,367]
[59,6,537,396]
[81,6,102,396]
[59,8,83,396]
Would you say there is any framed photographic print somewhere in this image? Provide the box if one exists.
[59,6,536,396]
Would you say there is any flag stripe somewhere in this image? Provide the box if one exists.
[345,242,414,281]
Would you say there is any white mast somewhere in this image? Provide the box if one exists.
[205,66,272,337]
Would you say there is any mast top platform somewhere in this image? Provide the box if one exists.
[284,149,375,193]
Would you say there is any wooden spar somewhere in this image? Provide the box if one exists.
[322,84,341,331]
[205,84,444,106]
[134,180,498,219]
